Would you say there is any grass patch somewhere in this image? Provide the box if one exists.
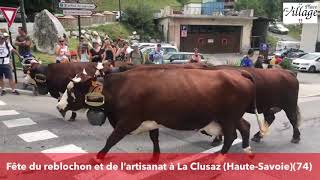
[287,24,302,40]
[88,23,134,40]
[94,0,180,11]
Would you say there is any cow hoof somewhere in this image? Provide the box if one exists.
[33,90,38,96]
[251,136,261,143]
[68,118,76,122]
[291,138,300,144]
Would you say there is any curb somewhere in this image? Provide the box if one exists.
[3,88,50,97]
[3,88,35,96]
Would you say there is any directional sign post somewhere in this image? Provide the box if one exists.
[59,2,96,42]
[0,7,18,83]
[59,2,97,10]
[63,9,93,16]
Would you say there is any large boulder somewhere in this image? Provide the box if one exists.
[33,9,66,54]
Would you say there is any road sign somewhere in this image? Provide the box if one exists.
[181,30,187,37]
[63,9,93,16]
[58,2,97,10]
[0,7,18,28]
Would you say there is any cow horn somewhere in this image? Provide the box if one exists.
[83,68,88,75]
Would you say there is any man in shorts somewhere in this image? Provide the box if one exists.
[14,27,32,58]
[0,33,21,96]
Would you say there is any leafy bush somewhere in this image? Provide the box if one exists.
[279,58,294,70]
[123,1,160,40]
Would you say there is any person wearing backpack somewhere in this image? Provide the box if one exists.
[129,43,145,65]
[0,33,22,96]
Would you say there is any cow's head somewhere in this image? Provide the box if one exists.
[56,69,104,118]
[26,63,49,95]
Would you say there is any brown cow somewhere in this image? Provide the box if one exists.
[25,62,117,121]
[210,66,301,145]
[57,67,258,161]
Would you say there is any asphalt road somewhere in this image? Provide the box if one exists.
[1,75,320,154]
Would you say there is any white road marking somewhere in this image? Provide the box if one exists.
[2,118,36,128]
[75,139,242,180]
[42,144,87,162]
[0,110,19,116]
[18,130,58,142]
[0,101,6,105]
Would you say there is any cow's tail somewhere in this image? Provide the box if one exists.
[240,70,268,135]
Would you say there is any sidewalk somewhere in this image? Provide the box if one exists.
[299,84,320,97]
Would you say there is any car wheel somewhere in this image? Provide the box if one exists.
[308,66,316,73]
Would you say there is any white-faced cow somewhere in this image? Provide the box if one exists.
[25,62,115,121]
[57,67,259,161]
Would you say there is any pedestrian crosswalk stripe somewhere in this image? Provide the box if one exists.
[2,118,37,128]
[0,101,6,105]
[42,144,87,162]
[0,110,19,116]
[18,130,58,142]
[75,138,243,180]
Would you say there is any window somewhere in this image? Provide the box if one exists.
[165,48,178,54]
[170,54,182,60]
[184,54,192,60]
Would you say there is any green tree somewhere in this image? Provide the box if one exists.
[123,1,158,40]
[235,0,281,18]
[235,0,265,17]
[177,0,190,6]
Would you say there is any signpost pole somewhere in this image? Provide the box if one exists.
[8,26,18,83]
[19,0,27,33]
[78,15,81,42]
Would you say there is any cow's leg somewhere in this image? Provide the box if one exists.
[284,106,301,143]
[211,135,223,147]
[220,123,237,154]
[96,128,127,160]
[237,118,252,153]
[69,112,77,121]
[252,111,275,142]
[149,129,160,163]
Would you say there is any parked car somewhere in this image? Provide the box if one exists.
[268,23,289,34]
[268,48,305,61]
[137,43,157,50]
[276,41,300,51]
[292,53,320,73]
[112,11,124,21]
[141,45,179,61]
[163,52,206,64]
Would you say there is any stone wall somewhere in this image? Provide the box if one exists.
[57,12,116,29]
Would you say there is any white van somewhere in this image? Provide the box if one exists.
[276,41,300,51]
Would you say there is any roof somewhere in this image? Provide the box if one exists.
[159,14,256,20]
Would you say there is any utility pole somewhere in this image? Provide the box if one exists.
[119,0,122,22]
[19,0,27,33]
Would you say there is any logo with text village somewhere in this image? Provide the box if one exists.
[283,3,318,24]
